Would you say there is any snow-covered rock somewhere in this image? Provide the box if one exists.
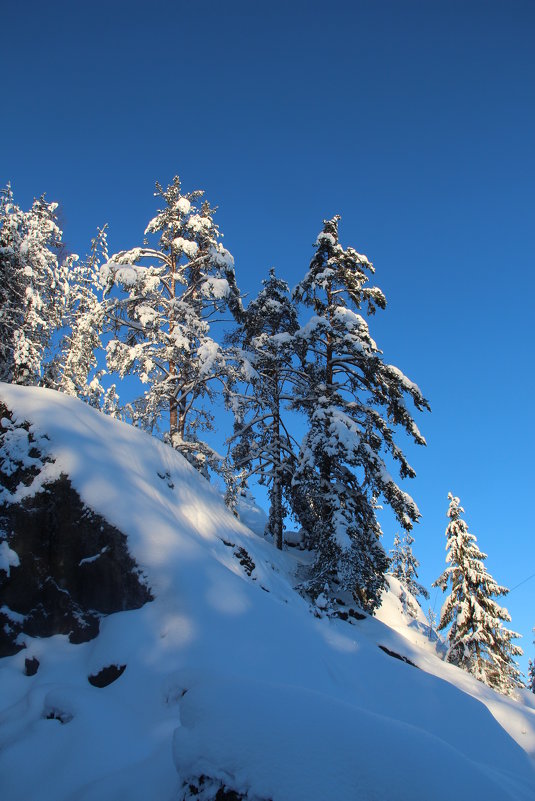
[235,489,268,536]
[0,404,151,656]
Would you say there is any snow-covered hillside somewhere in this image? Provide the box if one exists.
[1,384,534,801]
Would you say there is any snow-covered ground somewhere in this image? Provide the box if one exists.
[1,383,534,801]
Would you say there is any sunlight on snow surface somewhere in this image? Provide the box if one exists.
[0,383,534,801]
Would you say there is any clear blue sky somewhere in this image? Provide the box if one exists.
[2,1,534,671]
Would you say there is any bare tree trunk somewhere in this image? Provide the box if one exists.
[169,254,178,439]
[272,402,283,550]
[320,281,334,506]
[177,402,187,441]
[273,476,283,550]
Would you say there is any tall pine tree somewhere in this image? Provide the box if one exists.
[228,269,299,548]
[291,216,429,611]
[433,493,523,695]
[102,177,242,471]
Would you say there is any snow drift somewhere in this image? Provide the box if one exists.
[0,383,534,801]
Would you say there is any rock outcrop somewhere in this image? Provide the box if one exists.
[0,404,152,657]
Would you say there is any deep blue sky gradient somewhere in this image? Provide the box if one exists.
[2,0,534,670]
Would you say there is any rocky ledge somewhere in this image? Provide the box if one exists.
[0,404,152,657]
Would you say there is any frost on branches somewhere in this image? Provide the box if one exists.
[291,216,430,612]
[227,269,299,549]
[433,493,523,695]
[0,185,71,385]
[102,176,242,472]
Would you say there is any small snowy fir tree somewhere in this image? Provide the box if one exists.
[528,658,535,694]
[291,216,429,611]
[390,531,430,609]
[433,493,523,695]
[102,176,242,472]
[425,606,439,641]
[0,184,72,385]
[227,269,299,549]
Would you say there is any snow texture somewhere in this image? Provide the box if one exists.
[0,384,534,801]
[0,540,20,576]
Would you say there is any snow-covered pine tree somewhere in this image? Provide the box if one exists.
[528,658,535,693]
[102,177,242,472]
[44,225,114,409]
[389,533,403,578]
[433,493,523,695]
[227,269,299,549]
[425,606,438,641]
[0,184,72,385]
[291,216,430,612]
[389,531,430,601]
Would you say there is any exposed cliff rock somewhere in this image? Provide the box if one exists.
[0,403,152,657]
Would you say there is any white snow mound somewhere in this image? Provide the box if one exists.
[0,383,534,801]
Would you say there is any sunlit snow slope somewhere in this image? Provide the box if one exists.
[1,384,534,801]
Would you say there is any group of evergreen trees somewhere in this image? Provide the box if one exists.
[0,177,528,695]
[0,177,430,612]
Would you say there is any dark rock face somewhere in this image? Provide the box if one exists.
[378,644,419,669]
[182,775,271,801]
[0,404,152,658]
[234,546,255,577]
[24,656,40,676]
[88,663,127,688]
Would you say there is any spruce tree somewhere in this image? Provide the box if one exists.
[291,216,429,611]
[433,493,523,695]
[228,269,299,549]
[102,176,242,471]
